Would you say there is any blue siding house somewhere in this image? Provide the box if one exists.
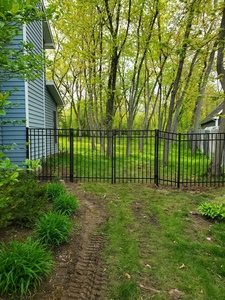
[0,2,63,166]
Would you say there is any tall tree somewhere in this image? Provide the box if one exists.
[210,0,225,177]
[47,0,222,140]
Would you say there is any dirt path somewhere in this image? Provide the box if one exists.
[32,183,108,300]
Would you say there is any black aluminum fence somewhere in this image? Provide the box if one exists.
[27,128,225,187]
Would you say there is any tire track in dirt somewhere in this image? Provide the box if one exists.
[61,185,108,300]
[29,183,108,300]
[63,234,105,300]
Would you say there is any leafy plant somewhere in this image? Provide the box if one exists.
[53,193,79,216]
[35,212,73,246]
[47,182,66,201]
[198,202,225,220]
[22,158,41,171]
[0,238,53,297]
[0,155,20,187]
[3,172,48,227]
[0,197,12,228]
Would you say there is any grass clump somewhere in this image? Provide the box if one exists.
[0,237,53,297]
[46,182,65,201]
[53,193,79,216]
[35,212,72,246]
[198,202,225,220]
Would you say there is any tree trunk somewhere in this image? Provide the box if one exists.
[210,2,225,176]
[104,0,131,157]
[191,42,217,154]
[163,1,195,165]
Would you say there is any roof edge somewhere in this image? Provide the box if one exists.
[46,81,64,106]
[42,1,55,49]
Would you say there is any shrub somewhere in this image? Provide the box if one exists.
[35,212,72,246]
[53,193,79,216]
[0,238,53,297]
[0,156,19,187]
[198,202,225,220]
[3,172,48,227]
[46,182,65,201]
[0,197,12,228]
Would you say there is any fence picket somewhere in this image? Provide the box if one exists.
[26,128,225,187]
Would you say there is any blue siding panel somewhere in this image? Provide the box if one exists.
[45,86,58,156]
[26,20,45,129]
[26,20,46,160]
[1,14,60,165]
[0,29,26,165]
[0,77,27,165]
[45,86,57,128]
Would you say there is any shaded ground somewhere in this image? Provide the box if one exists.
[0,183,218,300]
[0,182,108,300]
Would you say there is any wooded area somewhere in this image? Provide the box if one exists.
[2,0,225,176]
[46,0,225,135]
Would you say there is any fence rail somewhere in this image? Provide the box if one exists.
[27,128,225,187]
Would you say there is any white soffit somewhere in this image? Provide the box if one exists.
[46,81,64,106]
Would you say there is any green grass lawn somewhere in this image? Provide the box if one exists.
[78,183,225,300]
[54,135,216,186]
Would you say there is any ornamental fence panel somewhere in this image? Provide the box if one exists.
[26,128,225,187]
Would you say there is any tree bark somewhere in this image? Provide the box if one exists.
[104,0,131,157]
[163,0,196,165]
[210,2,225,176]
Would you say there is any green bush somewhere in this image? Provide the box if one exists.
[53,193,79,216]
[2,172,48,227]
[0,156,19,187]
[35,212,73,246]
[46,182,65,201]
[0,197,12,228]
[0,238,53,297]
[198,202,225,220]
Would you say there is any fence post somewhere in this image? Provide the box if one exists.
[154,129,159,186]
[177,133,181,188]
[26,127,29,160]
[69,128,74,182]
[111,130,116,184]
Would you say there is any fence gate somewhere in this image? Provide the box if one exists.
[27,128,225,187]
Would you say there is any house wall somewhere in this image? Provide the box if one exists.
[26,20,48,162]
[0,19,46,165]
[188,128,225,167]
[28,87,59,161]
[26,20,45,128]
[1,14,61,165]
[45,86,59,157]
[45,86,57,128]
[0,30,27,165]
[201,120,215,129]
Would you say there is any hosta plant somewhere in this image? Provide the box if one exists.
[35,211,73,246]
[198,202,225,220]
[0,238,53,297]
[53,193,79,216]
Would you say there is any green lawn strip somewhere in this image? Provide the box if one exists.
[102,190,141,299]
[78,183,225,300]
[137,189,225,300]
[57,137,212,182]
